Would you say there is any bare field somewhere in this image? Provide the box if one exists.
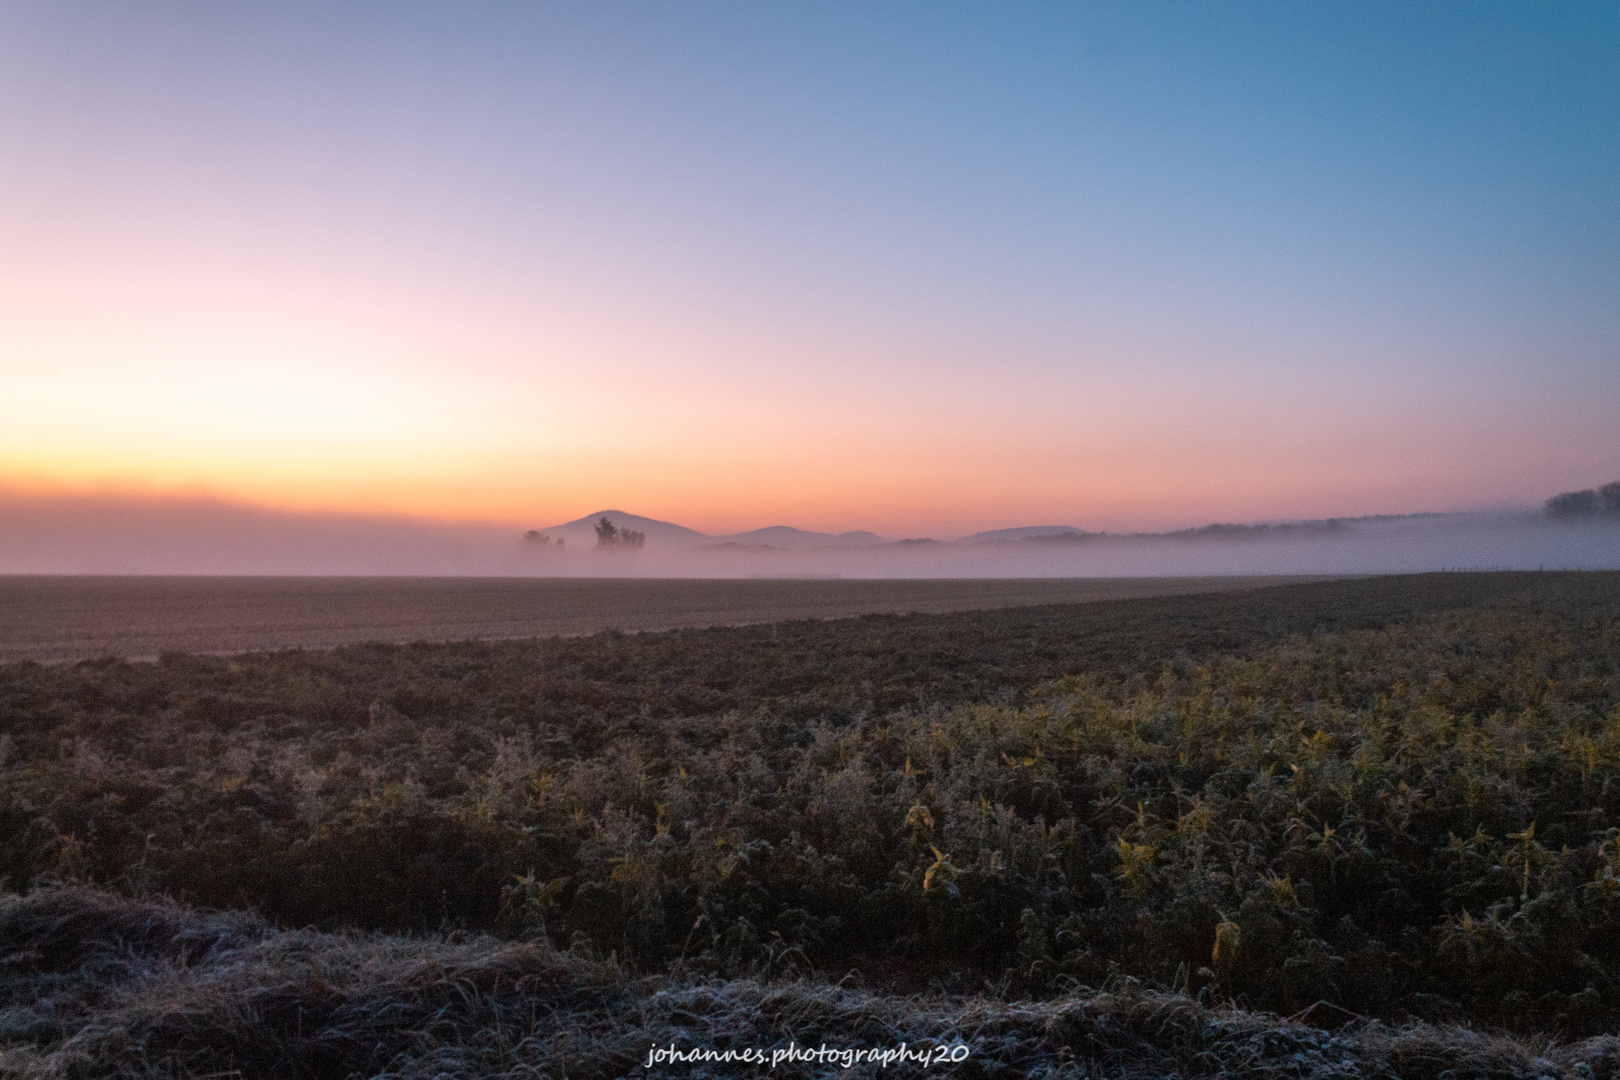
[0,574,1333,664]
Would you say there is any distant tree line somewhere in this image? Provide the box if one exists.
[594,515,646,550]
[519,518,648,551]
[1545,481,1620,517]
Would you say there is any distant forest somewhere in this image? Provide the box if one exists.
[1546,481,1620,517]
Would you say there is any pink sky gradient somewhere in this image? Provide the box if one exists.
[2,4,1615,545]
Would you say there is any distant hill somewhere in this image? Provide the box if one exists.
[966,515,1472,543]
[962,525,1093,543]
[711,526,886,549]
[530,508,1593,554]
[541,510,710,550]
[535,513,889,551]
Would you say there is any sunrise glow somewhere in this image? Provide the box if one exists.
[2,3,1616,545]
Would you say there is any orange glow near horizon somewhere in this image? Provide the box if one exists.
[3,4,1615,549]
[5,248,1600,538]
[3,270,1609,539]
[2,264,1609,541]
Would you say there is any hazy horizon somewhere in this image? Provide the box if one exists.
[3,487,1616,578]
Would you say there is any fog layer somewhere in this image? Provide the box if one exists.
[2,492,1616,578]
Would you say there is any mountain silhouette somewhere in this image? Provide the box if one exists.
[541,510,710,550]
[962,525,1092,543]
[540,512,890,551]
[710,526,885,549]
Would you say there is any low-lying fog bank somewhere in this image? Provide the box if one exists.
[553,514,1618,579]
[1,490,1615,577]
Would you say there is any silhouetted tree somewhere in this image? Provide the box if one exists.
[594,517,646,550]
[1602,481,1620,513]
[521,530,563,550]
[1545,489,1599,517]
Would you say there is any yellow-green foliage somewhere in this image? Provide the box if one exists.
[1,572,1616,1033]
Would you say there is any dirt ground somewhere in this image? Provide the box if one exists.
[0,574,1331,663]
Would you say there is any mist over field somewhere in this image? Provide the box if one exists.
[3,489,1616,578]
[5,5,1620,1076]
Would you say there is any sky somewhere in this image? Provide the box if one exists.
[2,1,1617,539]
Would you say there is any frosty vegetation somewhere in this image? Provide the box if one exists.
[2,572,1619,1077]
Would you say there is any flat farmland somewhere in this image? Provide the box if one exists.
[6,571,1620,1078]
[4,571,1620,1080]
[0,573,1332,663]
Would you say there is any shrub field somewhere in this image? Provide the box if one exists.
[3,570,1619,1077]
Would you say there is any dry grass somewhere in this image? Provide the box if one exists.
[5,572,1619,1075]
[7,885,1620,1079]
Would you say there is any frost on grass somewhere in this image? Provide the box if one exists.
[8,886,1620,1079]
[2,573,1619,1074]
